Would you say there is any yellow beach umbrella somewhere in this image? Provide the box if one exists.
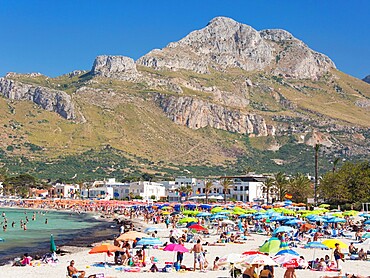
[322,239,348,249]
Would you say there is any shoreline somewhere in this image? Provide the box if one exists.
[0,205,120,266]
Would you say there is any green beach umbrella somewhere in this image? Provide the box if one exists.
[259,237,281,254]
[178,217,198,224]
[50,234,57,253]
[343,210,358,217]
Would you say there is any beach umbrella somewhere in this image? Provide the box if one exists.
[210,214,228,220]
[242,251,264,256]
[325,217,346,223]
[188,224,207,232]
[343,210,358,217]
[170,211,180,216]
[144,227,164,233]
[136,237,163,246]
[163,243,189,264]
[197,212,212,217]
[300,223,315,232]
[359,213,370,218]
[362,232,370,239]
[364,220,370,225]
[117,231,147,241]
[218,210,232,215]
[285,219,305,226]
[273,254,299,265]
[275,249,300,256]
[304,241,329,250]
[322,239,348,249]
[178,217,198,224]
[218,253,247,264]
[238,214,251,219]
[199,204,212,210]
[273,226,293,234]
[50,234,57,253]
[89,243,123,254]
[259,238,281,254]
[243,254,277,266]
[221,220,236,226]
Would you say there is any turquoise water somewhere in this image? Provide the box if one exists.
[0,208,101,261]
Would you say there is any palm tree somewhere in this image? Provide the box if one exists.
[204,179,214,204]
[262,178,275,204]
[274,172,288,201]
[220,178,233,204]
[128,192,135,201]
[332,157,340,173]
[288,173,312,203]
[314,144,321,206]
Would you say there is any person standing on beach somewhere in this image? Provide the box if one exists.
[334,243,344,270]
[191,239,205,272]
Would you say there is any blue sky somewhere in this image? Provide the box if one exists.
[0,0,369,78]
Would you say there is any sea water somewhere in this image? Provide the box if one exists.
[0,208,101,262]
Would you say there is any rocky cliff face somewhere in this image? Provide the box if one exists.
[137,17,335,79]
[92,55,138,80]
[363,75,370,84]
[155,94,275,136]
[0,77,75,120]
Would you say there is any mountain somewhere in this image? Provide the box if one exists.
[363,75,370,84]
[0,17,369,181]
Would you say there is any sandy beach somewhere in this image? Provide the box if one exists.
[1,219,369,278]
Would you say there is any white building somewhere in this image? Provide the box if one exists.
[54,183,80,199]
[82,186,114,200]
[130,181,166,202]
[106,178,130,200]
[225,175,267,203]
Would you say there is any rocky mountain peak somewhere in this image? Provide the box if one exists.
[363,75,370,84]
[137,17,335,79]
[92,55,138,80]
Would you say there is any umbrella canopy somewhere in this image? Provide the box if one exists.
[221,220,236,226]
[259,238,281,254]
[170,211,180,216]
[242,251,264,256]
[364,219,370,225]
[144,227,164,233]
[325,217,346,223]
[117,231,148,241]
[136,237,163,246]
[243,254,277,266]
[163,244,189,253]
[275,249,300,256]
[273,226,294,234]
[322,239,348,249]
[362,232,370,239]
[50,234,57,253]
[89,243,123,254]
[304,241,329,249]
[285,219,305,226]
[197,212,212,217]
[210,214,228,220]
[300,223,315,232]
[273,254,300,265]
[178,217,198,224]
[188,224,207,232]
[219,253,247,264]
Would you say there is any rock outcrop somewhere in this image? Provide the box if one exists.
[363,75,370,84]
[137,17,335,79]
[155,94,275,136]
[0,78,75,120]
[92,55,138,80]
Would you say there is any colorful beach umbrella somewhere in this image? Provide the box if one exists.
[50,234,57,253]
[117,231,147,241]
[89,243,123,254]
[242,251,264,256]
[362,232,370,239]
[136,237,163,246]
[304,241,329,250]
[243,254,277,266]
[322,239,348,249]
[188,224,207,232]
[219,253,247,264]
[178,217,198,224]
[259,237,281,254]
[275,249,300,256]
[163,244,189,253]
[273,226,293,234]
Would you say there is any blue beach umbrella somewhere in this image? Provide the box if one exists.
[210,214,228,220]
[285,219,305,226]
[273,226,294,234]
[197,212,212,217]
[359,213,370,218]
[364,220,370,225]
[325,217,346,223]
[362,232,370,239]
[199,204,212,210]
[276,249,300,256]
[304,241,329,249]
[136,237,163,246]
